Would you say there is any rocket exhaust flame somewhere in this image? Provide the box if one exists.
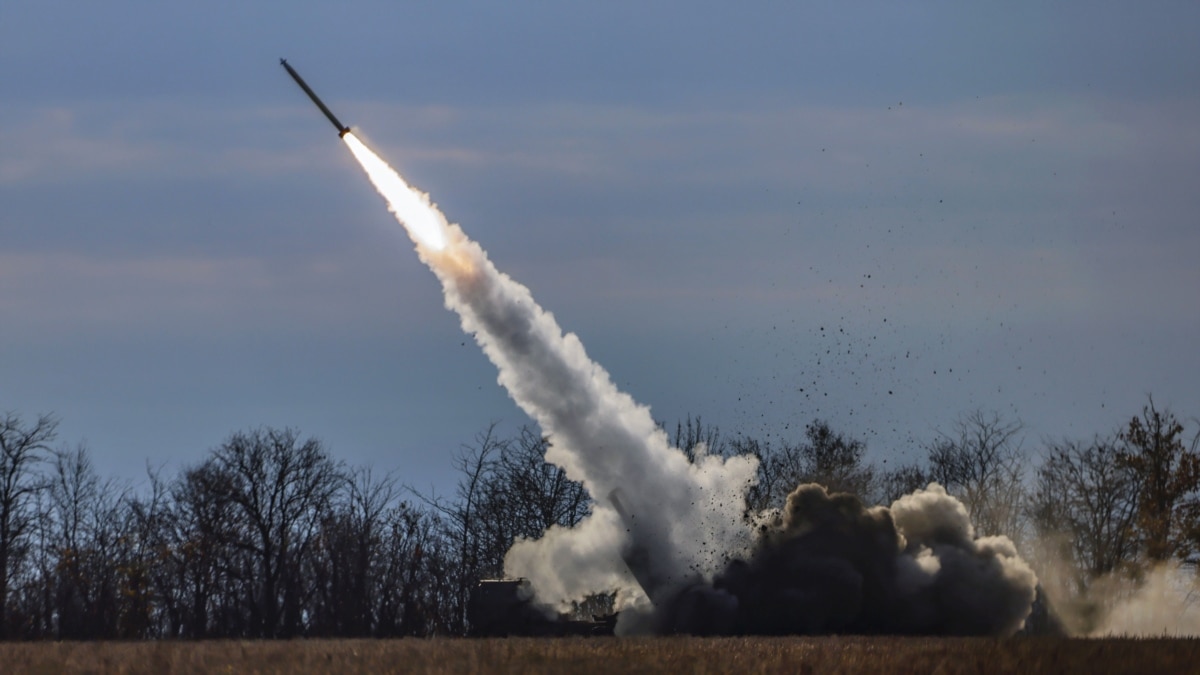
[342,133,449,252]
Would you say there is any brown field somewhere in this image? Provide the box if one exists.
[1,636,1197,674]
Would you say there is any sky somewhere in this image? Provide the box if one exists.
[3,2,1198,493]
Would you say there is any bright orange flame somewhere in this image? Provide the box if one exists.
[342,132,448,251]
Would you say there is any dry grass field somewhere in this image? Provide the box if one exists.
[2,636,1197,674]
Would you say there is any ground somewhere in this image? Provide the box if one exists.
[2,636,1196,674]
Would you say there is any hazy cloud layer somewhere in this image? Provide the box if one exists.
[1,2,1197,488]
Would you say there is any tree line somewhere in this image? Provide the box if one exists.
[0,397,1196,639]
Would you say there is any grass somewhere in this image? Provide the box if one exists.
[2,636,1198,674]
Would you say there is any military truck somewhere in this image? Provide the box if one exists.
[467,578,615,637]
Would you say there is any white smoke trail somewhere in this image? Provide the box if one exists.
[342,132,759,611]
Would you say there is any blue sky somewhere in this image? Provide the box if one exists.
[3,2,1198,490]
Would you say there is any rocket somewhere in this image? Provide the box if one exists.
[280,58,351,137]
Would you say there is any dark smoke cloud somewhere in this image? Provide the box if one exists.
[635,483,1037,636]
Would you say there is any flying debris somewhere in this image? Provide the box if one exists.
[280,58,351,137]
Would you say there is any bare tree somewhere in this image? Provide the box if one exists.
[161,458,243,638]
[739,420,876,513]
[737,437,800,514]
[801,421,876,498]
[1032,437,1141,580]
[416,423,504,634]
[192,427,342,637]
[926,411,1029,546]
[120,465,174,638]
[1027,434,1143,633]
[671,416,729,461]
[1116,397,1200,563]
[478,427,589,552]
[0,412,56,638]
[309,467,400,636]
[875,463,931,505]
[375,502,453,635]
[43,444,128,639]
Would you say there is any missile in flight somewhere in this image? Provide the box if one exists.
[280,58,351,137]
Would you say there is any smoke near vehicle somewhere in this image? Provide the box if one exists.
[651,483,1036,636]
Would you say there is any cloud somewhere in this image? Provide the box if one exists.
[4,91,1196,373]
[0,103,349,186]
[0,107,161,184]
[315,94,1200,356]
[0,249,432,341]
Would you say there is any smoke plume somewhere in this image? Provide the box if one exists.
[343,131,756,612]
[1090,563,1200,636]
[652,483,1037,636]
[341,132,1039,635]
[1034,560,1200,637]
